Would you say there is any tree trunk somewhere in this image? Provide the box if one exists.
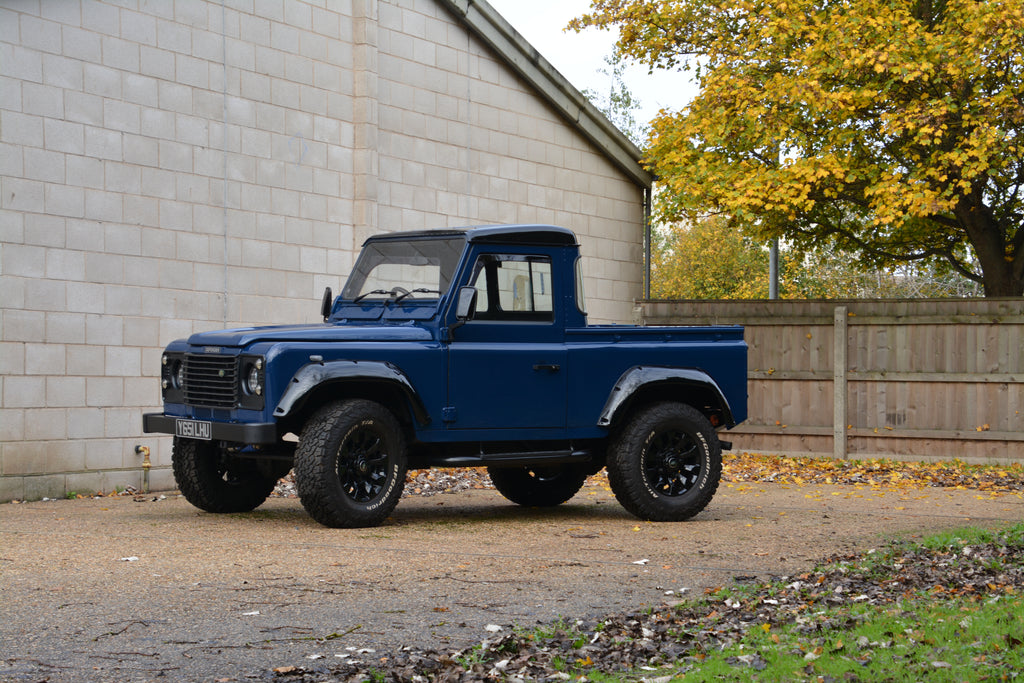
[956,196,1023,297]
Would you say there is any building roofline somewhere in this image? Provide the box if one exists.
[438,0,654,190]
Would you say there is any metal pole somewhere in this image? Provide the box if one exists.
[768,238,779,299]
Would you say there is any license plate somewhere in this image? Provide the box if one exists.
[175,418,212,440]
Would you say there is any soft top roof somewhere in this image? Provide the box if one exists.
[361,224,578,247]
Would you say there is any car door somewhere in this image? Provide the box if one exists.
[447,251,567,431]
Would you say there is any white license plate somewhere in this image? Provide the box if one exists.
[175,418,212,440]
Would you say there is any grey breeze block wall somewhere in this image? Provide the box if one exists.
[0,0,649,501]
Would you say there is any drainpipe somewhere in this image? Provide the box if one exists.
[643,186,652,300]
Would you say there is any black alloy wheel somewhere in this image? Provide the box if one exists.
[336,421,392,503]
[643,428,704,497]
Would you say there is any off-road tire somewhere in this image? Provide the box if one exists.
[294,399,407,528]
[607,402,721,521]
[487,464,589,507]
[171,437,278,513]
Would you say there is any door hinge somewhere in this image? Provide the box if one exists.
[442,407,457,423]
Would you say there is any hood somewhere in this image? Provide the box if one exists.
[187,323,434,348]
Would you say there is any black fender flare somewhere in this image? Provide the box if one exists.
[273,360,430,426]
[597,366,736,429]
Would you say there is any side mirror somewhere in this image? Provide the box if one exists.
[320,287,333,321]
[447,287,477,342]
[455,286,477,320]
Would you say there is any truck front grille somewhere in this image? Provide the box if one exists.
[183,354,238,408]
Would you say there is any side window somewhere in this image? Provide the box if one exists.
[574,256,587,315]
[468,254,553,322]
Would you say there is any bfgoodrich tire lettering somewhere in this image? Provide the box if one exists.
[294,399,407,528]
[171,437,277,513]
[607,402,722,521]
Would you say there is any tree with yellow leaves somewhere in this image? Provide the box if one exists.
[652,217,882,299]
[572,0,1024,296]
[652,218,769,299]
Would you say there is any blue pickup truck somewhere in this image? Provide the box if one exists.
[144,225,747,528]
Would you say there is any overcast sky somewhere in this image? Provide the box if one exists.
[486,0,697,127]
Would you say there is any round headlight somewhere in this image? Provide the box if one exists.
[174,361,185,389]
[245,364,262,396]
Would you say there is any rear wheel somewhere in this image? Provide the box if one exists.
[488,464,588,507]
[294,399,407,528]
[607,402,721,521]
[172,438,278,513]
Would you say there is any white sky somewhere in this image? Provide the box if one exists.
[486,0,698,129]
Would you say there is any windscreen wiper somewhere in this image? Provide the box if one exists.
[393,288,442,302]
[352,289,392,304]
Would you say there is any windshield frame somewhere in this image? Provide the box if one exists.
[339,233,467,307]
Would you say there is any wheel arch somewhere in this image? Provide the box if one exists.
[273,360,428,437]
[598,366,736,432]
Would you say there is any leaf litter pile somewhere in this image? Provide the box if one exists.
[270,454,1024,500]
[721,454,1024,496]
[265,455,1024,682]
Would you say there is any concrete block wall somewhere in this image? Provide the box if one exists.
[0,0,646,502]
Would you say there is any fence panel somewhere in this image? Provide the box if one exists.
[635,299,1024,463]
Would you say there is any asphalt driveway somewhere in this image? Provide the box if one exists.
[1,479,1020,682]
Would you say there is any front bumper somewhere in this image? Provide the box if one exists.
[142,413,278,444]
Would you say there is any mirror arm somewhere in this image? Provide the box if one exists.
[446,318,467,343]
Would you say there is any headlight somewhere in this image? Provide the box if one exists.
[160,353,186,403]
[238,356,265,409]
[245,363,262,396]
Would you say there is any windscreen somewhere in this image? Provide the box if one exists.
[341,236,466,302]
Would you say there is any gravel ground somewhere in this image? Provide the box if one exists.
[1,473,1021,682]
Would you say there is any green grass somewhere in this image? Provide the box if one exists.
[527,523,1024,682]
[667,597,1023,681]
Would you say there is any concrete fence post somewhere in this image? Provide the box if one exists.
[833,305,849,459]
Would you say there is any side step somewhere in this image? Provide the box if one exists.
[428,449,593,468]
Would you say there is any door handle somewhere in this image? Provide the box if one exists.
[533,363,561,372]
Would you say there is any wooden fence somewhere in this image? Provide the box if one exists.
[634,299,1024,463]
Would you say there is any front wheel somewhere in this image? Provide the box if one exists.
[294,399,408,528]
[171,438,278,513]
[488,464,589,507]
[607,402,722,522]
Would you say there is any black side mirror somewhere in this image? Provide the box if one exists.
[455,286,477,320]
[321,287,333,321]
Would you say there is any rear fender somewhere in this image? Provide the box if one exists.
[598,366,736,429]
[273,360,430,426]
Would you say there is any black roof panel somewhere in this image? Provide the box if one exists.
[362,224,578,247]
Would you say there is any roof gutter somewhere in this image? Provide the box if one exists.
[439,0,653,190]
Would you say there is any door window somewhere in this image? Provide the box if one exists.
[468,254,553,322]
